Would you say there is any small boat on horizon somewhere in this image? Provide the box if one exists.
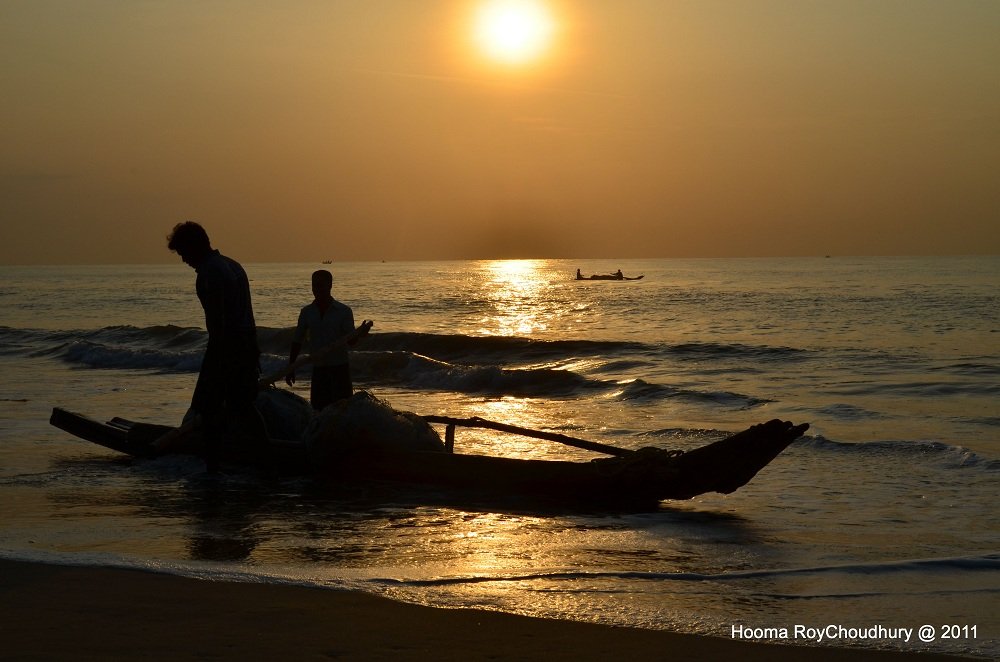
[575,269,644,281]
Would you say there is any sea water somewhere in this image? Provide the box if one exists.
[0,257,996,657]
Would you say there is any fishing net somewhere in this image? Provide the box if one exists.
[254,388,314,441]
[305,390,444,466]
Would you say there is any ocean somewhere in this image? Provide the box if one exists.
[0,256,996,657]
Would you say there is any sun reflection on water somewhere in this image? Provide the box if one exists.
[478,259,552,337]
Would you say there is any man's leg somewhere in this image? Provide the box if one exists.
[310,366,335,411]
[223,345,268,457]
[192,346,226,472]
[329,363,353,401]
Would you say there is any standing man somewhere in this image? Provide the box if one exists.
[165,221,264,469]
[286,270,357,410]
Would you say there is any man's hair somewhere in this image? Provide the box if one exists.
[167,222,211,255]
[312,270,333,288]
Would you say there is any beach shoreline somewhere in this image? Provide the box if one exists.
[0,559,977,661]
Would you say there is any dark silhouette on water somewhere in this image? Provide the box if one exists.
[50,405,808,508]
[286,269,361,411]
[163,221,266,469]
[576,268,644,281]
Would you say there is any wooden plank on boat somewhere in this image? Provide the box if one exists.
[422,415,632,457]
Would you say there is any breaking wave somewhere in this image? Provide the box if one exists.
[0,325,780,407]
[372,553,1000,588]
[799,435,1000,471]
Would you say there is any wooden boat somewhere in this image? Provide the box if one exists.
[578,274,644,281]
[575,270,644,281]
[49,407,807,506]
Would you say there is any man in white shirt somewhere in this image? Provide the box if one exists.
[285,270,357,410]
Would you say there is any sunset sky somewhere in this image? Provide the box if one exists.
[2,0,998,264]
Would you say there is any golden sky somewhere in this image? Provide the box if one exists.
[2,0,998,263]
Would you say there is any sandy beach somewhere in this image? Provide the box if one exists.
[0,559,975,661]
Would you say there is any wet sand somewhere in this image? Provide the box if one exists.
[0,559,974,661]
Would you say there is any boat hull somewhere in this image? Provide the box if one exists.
[576,275,644,281]
[49,407,806,505]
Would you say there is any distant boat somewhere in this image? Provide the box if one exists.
[575,269,644,281]
[321,260,332,264]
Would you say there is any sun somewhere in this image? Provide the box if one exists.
[472,0,556,66]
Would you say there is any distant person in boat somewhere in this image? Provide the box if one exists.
[286,270,358,410]
[614,269,623,279]
[165,221,265,470]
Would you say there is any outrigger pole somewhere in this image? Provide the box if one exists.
[422,415,633,457]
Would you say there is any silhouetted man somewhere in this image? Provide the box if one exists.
[166,221,263,470]
[286,269,357,410]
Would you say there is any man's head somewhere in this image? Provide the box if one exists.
[167,222,212,268]
[312,270,333,299]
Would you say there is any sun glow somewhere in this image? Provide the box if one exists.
[472,0,556,66]
[479,260,550,336]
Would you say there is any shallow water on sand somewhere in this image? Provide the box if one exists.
[1,257,997,657]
